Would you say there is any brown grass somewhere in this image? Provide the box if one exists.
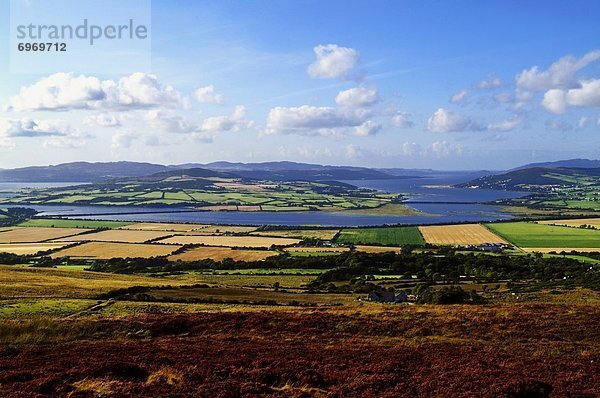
[419,224,507,245]
[53,229,174,243]
[120,222,208,232]
[538,218,600,228]
[168,246,277,262]
[251,229,339,240]
[49,242,181,259]
[0,243,71,255]
[355,245,402,254]
[0,227,87,243]
[158,235,299,248]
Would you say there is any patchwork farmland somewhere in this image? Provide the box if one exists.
[158,235,300,248]
[0,227,88,243]
[336,226,425,246]
[419,224,507,245]
[168,246,276,262]
[53,229,175,244]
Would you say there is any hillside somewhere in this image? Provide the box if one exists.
[512,158,600,170]
[457,167,600,191]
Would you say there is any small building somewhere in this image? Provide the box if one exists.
[367,291,395,303]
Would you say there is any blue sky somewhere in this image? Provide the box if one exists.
[1,0,599,169]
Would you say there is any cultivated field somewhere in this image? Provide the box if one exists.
[419,224,507,245]
[0,243,71,255]
[50,242,182,259]
[486,222,600,249]
[538,218,600,228]
[251,229,339,240]
[188,225,258,234]
[336,226,424,246]
[0,227,87,243]
[158,235,300,248]
[53,229,175,243]
[284,246,349,253]
[168,247,277,262]
[120,222,208,232]
[19,219,132,229]
[355,245,402,254]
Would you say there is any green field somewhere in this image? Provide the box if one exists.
[19,219,133,229]
[336,226,425,246]
[486,222,600,248]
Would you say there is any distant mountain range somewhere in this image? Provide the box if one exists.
[1,159,599,185]
[0,161,394,183]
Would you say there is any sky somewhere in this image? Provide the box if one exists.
[0,0,599,170]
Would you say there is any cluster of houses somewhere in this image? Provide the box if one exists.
[464,242,512,253]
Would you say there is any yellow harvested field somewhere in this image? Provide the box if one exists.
[419,224,507,245]
[0,243,71,255]
[538,218,600,228]
[158,235,300,248]
[120,222,208,232]
[523,247,600,253]
[355,245,402,254]
[284,246,349,253]
[251,229,339,240]
[53,229,174,243]
[0,227,87,243]
[49,242,182,259]
[184,225,258,235]
[169,246,276,262]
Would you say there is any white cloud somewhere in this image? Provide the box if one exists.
[111,130,138,150]
[335,86,379,108]
[477,77,503,90]
[307,44,359,80]
[542,79,600,114]
[200,105,253,133]
[516,50,600,93]
[354,120,381,136]
[265,105,368,136]
[145,110,197,134]
[487,115,522,132]
[426,108,483,133]
[400,142,419,156]
[429,141,464,158]
[0,118,72,138]
[345,144,363,159]
[193,85,224,105]
[84,113,121,127]
[391,112,414,128]
[5,72,182,112]
[450,89,469,104]
[577,116,589,129]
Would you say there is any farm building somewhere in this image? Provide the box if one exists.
[367,290,408,303]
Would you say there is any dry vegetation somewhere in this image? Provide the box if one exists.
[0,227,87,243]
[53,229,175,243]
[251,229,340,240]
[50,242,182,259]
[538,218,600,228]
[120,223,208,232]
[0,243,71,255]
[284,246,349,253]
[355,245,402,254]
[168,246,277,262]
[158,235,300,248]
[419,224,507,245]
[187,225,258,234]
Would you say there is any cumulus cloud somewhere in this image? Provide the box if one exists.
[335,86,379,108]
[450,89,469,104]
[200,105,253,133]
[426,108,483,133]
[542,79,600,114]
[145,111,197,134]
[477,77,503,90]
[307,44,359,80]
[345,144,364,159]
[577,116,589,129]
[265,105,369,136]
[84,113,121,127]
[516,50,600,93]
[5,72,182,112]
[0,118,72,138]
[193,85,224,105]
[391,112,414,128]
[487,115,522,132]
[354,120,381,136]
